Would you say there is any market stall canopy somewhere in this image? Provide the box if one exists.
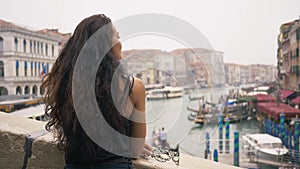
[255,94,276,103]
[280,90,294,100]
[257,102,300,120]
[291,96,300,104]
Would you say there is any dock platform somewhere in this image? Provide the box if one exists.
[217,151,296,168]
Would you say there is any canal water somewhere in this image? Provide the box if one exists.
[145,85,264,160]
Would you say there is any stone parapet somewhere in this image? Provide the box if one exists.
[0,112,241,169]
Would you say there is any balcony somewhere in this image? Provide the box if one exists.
[0,50,56,60]
[1,76,42,82]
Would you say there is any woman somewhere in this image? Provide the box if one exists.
[42,14,149,168]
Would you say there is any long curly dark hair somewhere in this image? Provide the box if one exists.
[42,14,131,158]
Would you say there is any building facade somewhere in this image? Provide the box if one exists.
[0,19,69,96]
[277,18,300,90]
[171,48,225,87]
[123,48,226,87]
[225,63,276,85]
[225,63,240,85]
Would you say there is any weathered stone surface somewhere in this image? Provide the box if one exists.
[27,133,64,169]
[0,131,25,169]
[0,112,46,169]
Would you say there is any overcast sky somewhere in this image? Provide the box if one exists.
[0,0,299,65]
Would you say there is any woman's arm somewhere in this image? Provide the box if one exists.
[129,77,146,157]
[130,77,146,138]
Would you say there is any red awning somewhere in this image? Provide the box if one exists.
[257,102,300,120]
[291,96,300,104]
[255,94,276,103]
[257,102,284,113]
[280,90,294,99]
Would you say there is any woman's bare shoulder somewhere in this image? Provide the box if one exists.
[133,77,145,92]
[131,77,145,107]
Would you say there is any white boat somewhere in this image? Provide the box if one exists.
[145,84,165,95]
[147,86,183,99]
[242,133,288,161]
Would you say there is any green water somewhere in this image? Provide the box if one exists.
[145,86,269,168]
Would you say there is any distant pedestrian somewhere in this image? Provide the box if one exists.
[157,128,162,145]
[151,128,158,146]
[160,127,167,149]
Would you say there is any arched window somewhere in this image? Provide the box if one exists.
[0,87,8,95]
[40,85,44,95]
[30,40,32,53]
[52,45,54,56]
[16,86,22,95]
[23,39,27,53]
[0,37,3,53]
[35,62,37,76]
[24,85,30,94]
[45,44,48,56]
[0,61,4,77]
[41,43,43,55]
[31,62,33,76]
[46,63,49,73]
[32,85,37,95]
[16,60,19,77]
[38,62,40,76]
[14,37,18,52]
[34,41,36,53]
[24,61,27,76]
[37,42,40,54]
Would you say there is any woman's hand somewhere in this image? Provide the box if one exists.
[140,143,153,158]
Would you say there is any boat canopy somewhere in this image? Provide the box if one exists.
[10,104,45,118]
[245,133,283,145]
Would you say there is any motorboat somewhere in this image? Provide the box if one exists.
[147,86,183,99]
[242,133,288,162]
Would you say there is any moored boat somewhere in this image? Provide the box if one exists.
[147,86,183,99]
[242,133,289,163]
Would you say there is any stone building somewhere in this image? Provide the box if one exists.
[0,19,70,96]
[225,63,240,85]
[122,48,226,87]
[225,63,276,85]
[277,17,300,90]
[122,49,176,86]
[171,48,225,87]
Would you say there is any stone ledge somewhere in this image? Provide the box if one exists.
[0,112,242,169]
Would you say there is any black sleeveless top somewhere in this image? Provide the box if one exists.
[65,76,135,164]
